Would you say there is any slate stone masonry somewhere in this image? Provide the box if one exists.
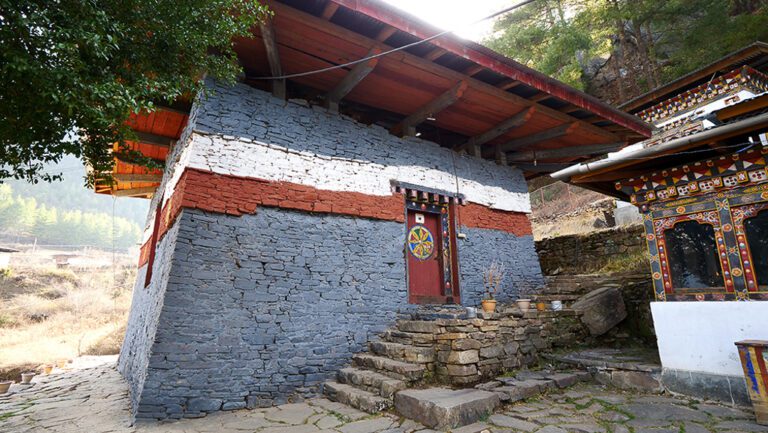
[131,207,412,419]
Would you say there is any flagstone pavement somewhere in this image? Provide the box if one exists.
[1,356,766,433]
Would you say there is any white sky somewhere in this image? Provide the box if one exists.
[381,0,514,41]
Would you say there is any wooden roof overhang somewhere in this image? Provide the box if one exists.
[93,101,191,198]
[236,0,651,173]
[97,0,652,198]
[621,42,768,114]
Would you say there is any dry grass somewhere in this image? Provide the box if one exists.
[0,251,135,374]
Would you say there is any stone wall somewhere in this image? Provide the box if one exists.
[131,207,412,419]
[118,220,182,413]
[535,224,645,275]
[390,307,588,386]
[459,228,543,305]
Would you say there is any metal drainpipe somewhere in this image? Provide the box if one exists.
[551,111,768,182]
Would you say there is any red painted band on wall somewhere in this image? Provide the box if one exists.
[139,168,532,266]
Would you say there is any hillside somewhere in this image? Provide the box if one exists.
[486,0,768,105]
[1,156,149,250]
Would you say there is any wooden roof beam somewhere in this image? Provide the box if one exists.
[112,173,163,182]
[112,187,157,198]
[506,141,625,162]
[424,47,447,61]
[375,26,397,42]
[497,79,522,90]
[326,48,381,111]
[455,107,535,155]
[498,123,576,153]
[391,80,468,137]
[463,64,485,77]
[558,104,582,114]
[321,2,340,20]
[132,131,174,148]
[259,18,286,99]
[267,2,620,142]
[529,92,552,103]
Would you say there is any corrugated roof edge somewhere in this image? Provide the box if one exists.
[327,0,652,138]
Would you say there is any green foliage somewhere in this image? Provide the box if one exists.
[486,0,768,100]
[0,0,269,184]
[0,184,142,250]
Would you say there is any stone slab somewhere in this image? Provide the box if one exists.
[393,388,499,430]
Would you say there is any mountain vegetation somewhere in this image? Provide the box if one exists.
[487,0,768,104]
[0,181,143,250]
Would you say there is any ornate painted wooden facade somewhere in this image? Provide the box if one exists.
[615,145,768,301]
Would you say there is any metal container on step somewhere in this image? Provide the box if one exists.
[735,340,768,425]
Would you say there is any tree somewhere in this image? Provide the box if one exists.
[0,0,269,184]
[486,0,768,104]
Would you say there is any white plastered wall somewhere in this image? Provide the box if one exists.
[651,301,768,376]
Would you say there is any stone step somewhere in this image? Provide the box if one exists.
[352,354,426,382]
[382,329,436,347]
[323,381,392,414]
[337,367,406,399]
[369,341,435,364]
[394,388,499,430]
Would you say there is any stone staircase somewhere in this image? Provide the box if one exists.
[323,319,437,413]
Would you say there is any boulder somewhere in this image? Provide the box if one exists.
[572,286,626,336]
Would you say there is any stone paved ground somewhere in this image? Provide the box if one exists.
[1,357,766,433]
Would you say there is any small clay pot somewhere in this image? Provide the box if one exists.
[43,365,53,375]
[481,299,497,313]
[535,301,547,311]
[0,381,12,394]
[56,359,67,369]
[516,299,531,311]
[21,373,35,384]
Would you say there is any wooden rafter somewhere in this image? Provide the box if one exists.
[506,141,625,162]
[498,123,576,153]
[112,187,157,198]
[326,48,381,111]
[266,2,620,144]
[112,173,163,182]
[391,80,468,137]
[497,79,522,90]
[558,105,582,114]
[455,107,535,155]
[424,47,447,61]
[259,18,286,99]
[529,92,552,103]
[132,131,174,148]
[463,64,485,77]
[321,2,340,19]
[375,26,397,42]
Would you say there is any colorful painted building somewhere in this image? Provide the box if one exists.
[108,0,650,420]
[554,42,768,404]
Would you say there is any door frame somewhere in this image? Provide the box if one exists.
[404,196,461,305]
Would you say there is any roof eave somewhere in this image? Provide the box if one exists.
[327,0,652,138]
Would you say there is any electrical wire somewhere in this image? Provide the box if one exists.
[246,0,536,81]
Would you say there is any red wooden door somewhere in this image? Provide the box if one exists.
[407,210,444,304]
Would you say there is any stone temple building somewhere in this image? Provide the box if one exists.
[103,0,650,420]
[554,42,768,404]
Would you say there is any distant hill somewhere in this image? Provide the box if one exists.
[4,156,149,227]
[1,156,149,249]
